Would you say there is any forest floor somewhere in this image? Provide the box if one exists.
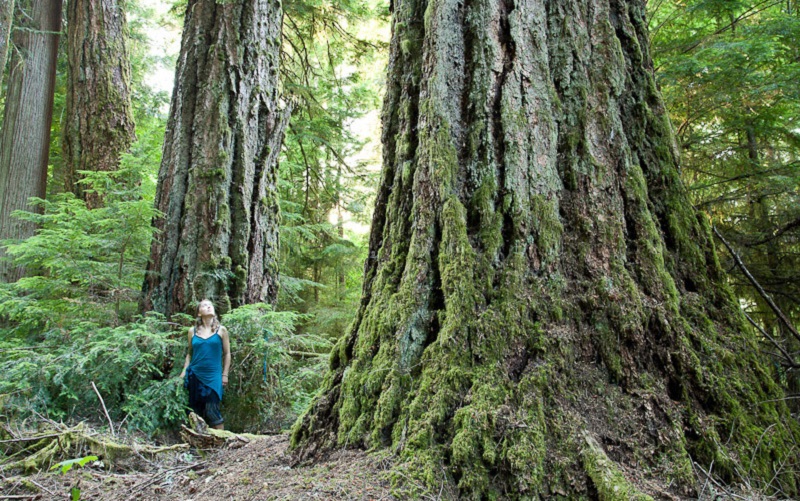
[0,418,781,500]
[0,433,396,500]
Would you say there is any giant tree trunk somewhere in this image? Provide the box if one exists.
[63,0,135,208]
[0,0,61,283]
[141,0,290,317]
[0,0,13,92]
[292,0,800,497]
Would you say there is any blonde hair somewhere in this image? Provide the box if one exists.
[194,299,221,333]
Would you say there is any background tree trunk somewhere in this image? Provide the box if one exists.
[141,0,290,318]
[292,0,799,497]
[63,0,135,207]
[0,0,14,92]
[0,0,61,283]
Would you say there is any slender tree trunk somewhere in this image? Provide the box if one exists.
[313,263,320,304]
[292,0,800,497]
[141,0,290,317]
[0,0,13,91]
[336,164,345,301]
[63,0,135,208]
[0,0,61,283]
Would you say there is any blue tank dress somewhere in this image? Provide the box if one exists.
[184,329,225,425]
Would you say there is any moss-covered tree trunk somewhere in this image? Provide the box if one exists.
[292,0,800,497]
[141,0,289,317]
[63,0,135,208]
[0,0,14,92]
[0,0,61,283]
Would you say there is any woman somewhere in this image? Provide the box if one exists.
[179,299,231,430]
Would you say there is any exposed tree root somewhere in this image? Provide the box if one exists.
[581,432,654,501]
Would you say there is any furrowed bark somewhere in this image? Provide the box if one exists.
[141,0,290,318]
[0,0,61,282]
[292,0,800,497]
[63,0,136,207]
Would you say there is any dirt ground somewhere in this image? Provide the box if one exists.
[0,434,396,500]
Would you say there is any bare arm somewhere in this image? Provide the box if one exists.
[221,326,231,386]
[179,328,193,378]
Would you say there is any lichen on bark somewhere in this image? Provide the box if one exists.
[291,0,800,497]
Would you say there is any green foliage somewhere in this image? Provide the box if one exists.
[0,313,185,432]
[50,455,99,475]
[278,0,387,341]
[0,304,323,435]
[221,304,332,432]
[0,4,181,428]
[650,0,800,399]
[0,165,158,332]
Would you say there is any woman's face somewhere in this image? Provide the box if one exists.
[198,301,215,317]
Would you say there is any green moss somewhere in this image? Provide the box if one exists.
[593,321,622,383]
[199,167,225,179]
[582,433,654,501]
[530,196,563,268]
[423,0,434,32]
[400,39,412,56]
[17,478,39,492]
[471,175,502,257]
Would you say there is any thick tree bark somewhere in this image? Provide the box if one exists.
[0,0,61,282]
[141,0,290,318]
[0,0,13,91]
[292,0,800,497]
[63,0,135,208]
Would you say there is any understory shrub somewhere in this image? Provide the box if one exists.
[221,304,331,433]
[0,313,186,432]
[0,305,329,435]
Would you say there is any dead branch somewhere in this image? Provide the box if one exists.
[91,381,116,437]
[713,226,800,345]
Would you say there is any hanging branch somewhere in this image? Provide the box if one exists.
[713,226,800,346]
[747,214,800,247]
[742,311,800,370]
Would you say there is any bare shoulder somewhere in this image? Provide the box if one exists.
[219,325,230,339]
[187,327,194,339]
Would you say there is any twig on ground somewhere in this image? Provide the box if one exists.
[125,461,207,499]
[29,411,62,431]
[748,423,776,477]
[0,433,63,444]
[0,424,17,441]
[694,461,749,500]
[694,458,711,500]
[132,448,160,470]
[27,478,56,497]
[91,381,115,437]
